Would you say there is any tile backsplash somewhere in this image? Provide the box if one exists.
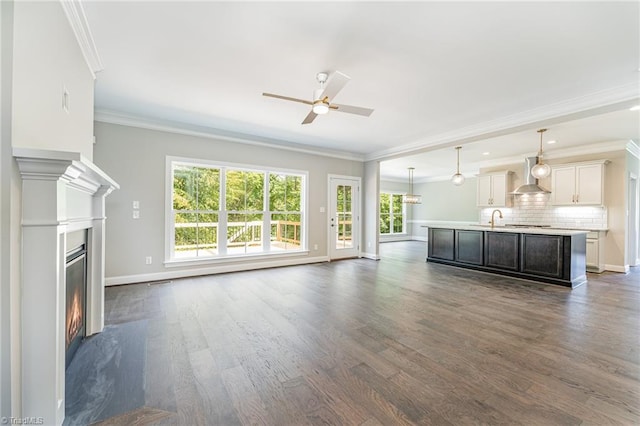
[479,193,608,230]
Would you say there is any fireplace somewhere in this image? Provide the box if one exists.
[65,230,87,368]
[14,147,119,425]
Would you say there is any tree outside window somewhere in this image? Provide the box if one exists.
[170,160,305,260]
[269,174,302,251]
[226,170,265,254]
[379,192,405,235]
[173,165,220,258]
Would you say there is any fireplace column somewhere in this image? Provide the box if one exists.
[87,185,111,336]
[15,148,118,426]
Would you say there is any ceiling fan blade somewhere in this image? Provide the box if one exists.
[262,92,313,105]
[331,103,374,117]
[302,110,317,125]
[319,71,350,101]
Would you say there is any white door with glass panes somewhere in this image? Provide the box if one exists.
[329,176,360,260]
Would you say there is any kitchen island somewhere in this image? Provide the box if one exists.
[425,224,588,288]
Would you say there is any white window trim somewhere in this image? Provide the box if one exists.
[379,191,407,235]
[165,155,309,265]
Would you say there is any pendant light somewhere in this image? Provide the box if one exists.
[531,128,551,179]
[402,167,422,204]
[451,146,465,186]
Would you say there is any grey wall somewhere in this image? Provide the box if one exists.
[11,1,95,159]
[380,180,408,193]
[93,122,364,281]
[362,161,380,258]
[0,0,15,417]
[410,178,479,237]
[626,148,640,265]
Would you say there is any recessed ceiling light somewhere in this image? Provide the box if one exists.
[482,152,490,156]
[547,140,556,144]
[630,105,640,111]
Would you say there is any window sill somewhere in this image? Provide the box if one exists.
[164,249,311,268]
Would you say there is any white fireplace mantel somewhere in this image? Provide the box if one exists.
[14,147,119,426]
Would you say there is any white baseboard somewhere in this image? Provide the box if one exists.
[379,235,412,242]
[604,264,630,273]
[411,236,427,242]
[106,255,329,286]
[360,252,380,260]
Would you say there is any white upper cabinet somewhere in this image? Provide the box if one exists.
[551,166,577,205]
[551,161,607,206]
[477,172,512,207]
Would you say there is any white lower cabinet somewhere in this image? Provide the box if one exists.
[586,231,605,273]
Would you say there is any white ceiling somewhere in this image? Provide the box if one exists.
[83,1,640,178]
[382,109,640,182]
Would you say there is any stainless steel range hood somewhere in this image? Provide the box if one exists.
[511,157,551,195]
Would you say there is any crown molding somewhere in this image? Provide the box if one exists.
[60,0,103,78]
[366,83,640,162]
[475,140,629,168]
[94,109,365,162]
[627,140,640,159]
[379,140,630,182]
[545,140,629,161]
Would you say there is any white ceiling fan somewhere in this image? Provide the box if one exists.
[262,71,374,125]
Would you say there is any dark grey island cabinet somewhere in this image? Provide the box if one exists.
[485,232,519,271]
[427,226,587,288]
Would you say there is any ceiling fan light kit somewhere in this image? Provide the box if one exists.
[451,146,465,186]
[262,70,374,124]
[312,102,330,115]
[531,128,552,179]
[312,82,330,114]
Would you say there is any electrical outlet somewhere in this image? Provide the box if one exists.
[313,244,318,250]
[145,256,152,265]
[133,200,139,209]
[133,210,140,219]
[320,207,325,213]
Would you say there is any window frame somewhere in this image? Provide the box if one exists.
[165,156,308,265]
[379,191,407,235]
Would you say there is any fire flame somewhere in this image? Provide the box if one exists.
[66,289,83,347]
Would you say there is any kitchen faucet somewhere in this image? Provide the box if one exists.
[490,209,503,229]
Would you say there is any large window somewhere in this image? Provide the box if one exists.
[269,173,303,251]
[173,165,220,258]
[169,159,306,261]
[379,192,405,235]
[226,170,265,255]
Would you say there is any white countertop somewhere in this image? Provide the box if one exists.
[421,222,589,236]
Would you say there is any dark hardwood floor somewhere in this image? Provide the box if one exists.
[98,241,640,425]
